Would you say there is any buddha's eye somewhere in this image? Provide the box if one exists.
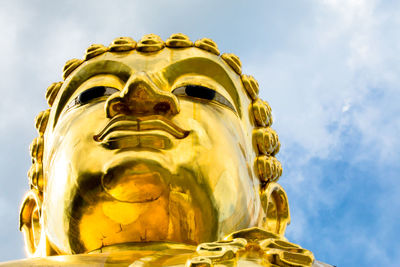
[172,85,235,112]
[66,86,119,110]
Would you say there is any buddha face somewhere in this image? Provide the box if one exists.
[41,47,262,254]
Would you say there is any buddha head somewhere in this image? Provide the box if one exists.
[19,34,288,257]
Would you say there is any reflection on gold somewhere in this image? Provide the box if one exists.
[12,34,320,267]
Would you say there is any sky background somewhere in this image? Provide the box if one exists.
[0,0,399,266]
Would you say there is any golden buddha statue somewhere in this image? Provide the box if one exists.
[4,34,331,266]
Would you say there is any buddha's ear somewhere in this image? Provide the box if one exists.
[259,182,290,236]
[19,190,48,257]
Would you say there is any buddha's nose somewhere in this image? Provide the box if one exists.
[105,72,179,118]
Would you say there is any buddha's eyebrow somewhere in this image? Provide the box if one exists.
[53,60,132,127]
[163,57,242,117]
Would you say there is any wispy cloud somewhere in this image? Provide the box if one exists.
[247,1,400,265]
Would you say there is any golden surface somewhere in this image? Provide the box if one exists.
[16,34,316,266]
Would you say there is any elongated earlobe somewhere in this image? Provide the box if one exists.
[19,190,59,257]
[259,182,290,236]
[20,190,44,256]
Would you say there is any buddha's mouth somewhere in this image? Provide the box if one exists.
[94,115,190,150]
[94,114,189,140]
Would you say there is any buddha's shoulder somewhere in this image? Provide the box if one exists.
[0,228,333,267]
[0,249,333,267]
[0,256,333,267]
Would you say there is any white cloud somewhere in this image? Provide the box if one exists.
[246,0,400,164]
[342,101,351,112]
[245,1,400,264]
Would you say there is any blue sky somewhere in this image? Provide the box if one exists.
[0,1,399,266]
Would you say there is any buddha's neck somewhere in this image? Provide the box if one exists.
[88,241,197,254]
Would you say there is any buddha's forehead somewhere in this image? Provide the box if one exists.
[100,46,227,73]
[52,47,245,124]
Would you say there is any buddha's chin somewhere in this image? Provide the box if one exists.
[75,190,206,254]
[71,158,171,252]
[103,148,178,175]
[72,181,218,253]
[62,157,217,253]
[76,195,171,253]
[101,163,166,203]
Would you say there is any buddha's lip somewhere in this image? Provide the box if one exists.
[94,115,190,142]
